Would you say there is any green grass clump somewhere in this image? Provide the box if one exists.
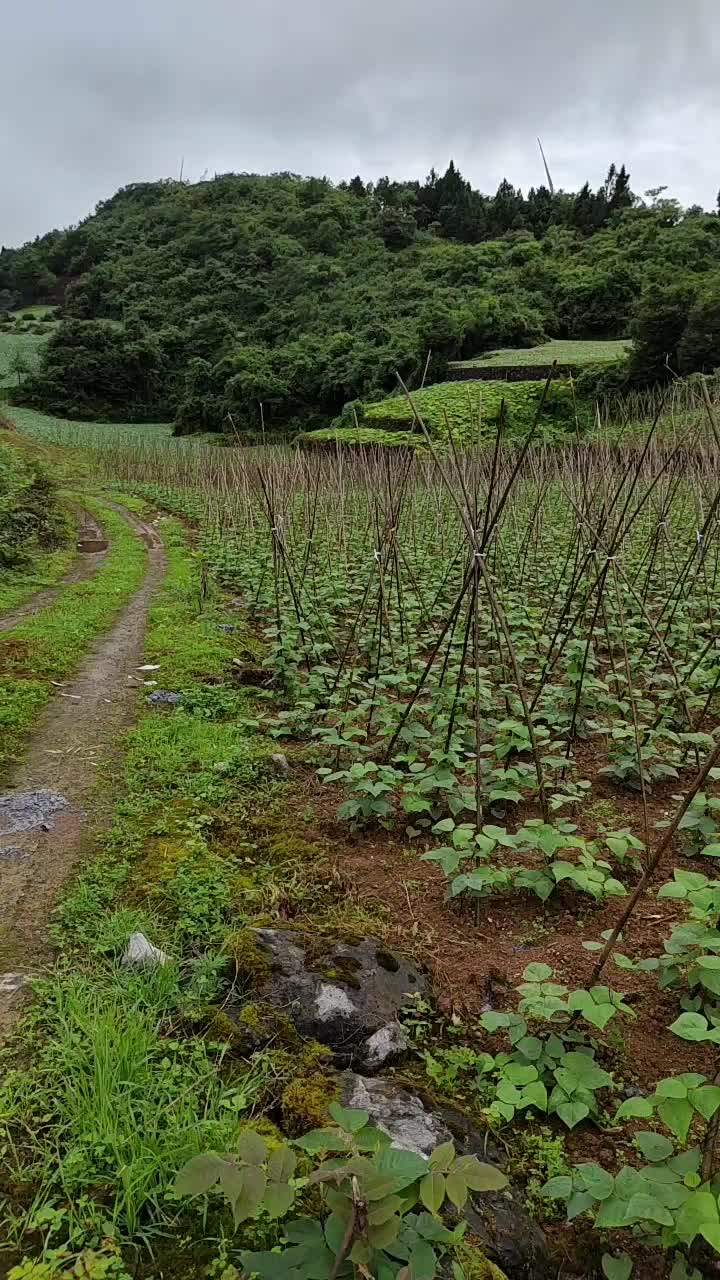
[362,378,581,442]
[0,543,74,612]
[52,518,262,956]
[0,968,253,1240]
[452,338,632,370]
[0,498,146,771]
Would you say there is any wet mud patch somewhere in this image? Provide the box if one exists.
[0,787,73,836]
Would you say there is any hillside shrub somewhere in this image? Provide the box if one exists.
[628,283,697,384]
[22,320,169,422]
[575,358,632,401]
[0,440,68,567]
[4,169,720,428]
[678,290,720,375]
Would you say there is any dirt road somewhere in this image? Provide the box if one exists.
[0,506,166,1037]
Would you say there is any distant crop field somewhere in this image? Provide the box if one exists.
[0,331,48,390]
[452,338,632,369]
[8,406,175,444]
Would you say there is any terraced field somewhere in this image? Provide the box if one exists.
[451,338,632,370]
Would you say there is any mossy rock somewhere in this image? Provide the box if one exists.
[234,1000,300,1051]
[201,1000,300,1056]
[223,928,272,988]
[281,1070,340,1137]
[454,1242,508,1280]
[242,928,423,1068]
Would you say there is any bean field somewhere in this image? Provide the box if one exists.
[5,396,720,1280]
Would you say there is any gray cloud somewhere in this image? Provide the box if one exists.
[2,0,718,246]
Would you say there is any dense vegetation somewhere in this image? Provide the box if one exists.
[0,427,67,568]
[1,164,720,435]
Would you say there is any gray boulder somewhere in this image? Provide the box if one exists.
[340,1074,552,1280]
[242,928,423,1069]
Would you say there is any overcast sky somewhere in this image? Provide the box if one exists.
[2,0,719,248]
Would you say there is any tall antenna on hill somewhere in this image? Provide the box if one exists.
[537,138,555,194]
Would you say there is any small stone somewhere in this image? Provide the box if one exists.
[146,690,183,707]
[315,983,356,1020]
[270,752,290,777]
[122,932,170,968]
[359,1021,409,1069]
[0,846,30,862]
[217,623,237,633]
[342,1074,445,1155]
[0,972,27,1003]
[622,1084,645,1099]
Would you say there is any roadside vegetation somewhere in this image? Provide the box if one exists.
[0,430,73,609]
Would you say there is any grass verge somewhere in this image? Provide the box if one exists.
[0,542,74,614]
[0,498,146,772]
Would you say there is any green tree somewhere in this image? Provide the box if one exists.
[9,347,30,388]
[629,282,697,384]
[24,319,168,421]
[678,287,720,374]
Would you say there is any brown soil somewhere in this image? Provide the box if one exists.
[244,760,713,1280]
[0,506,166,1039]
[0,508,106,634]
[247,749,715,1081]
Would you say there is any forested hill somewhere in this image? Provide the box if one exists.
[2,165,720,432]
